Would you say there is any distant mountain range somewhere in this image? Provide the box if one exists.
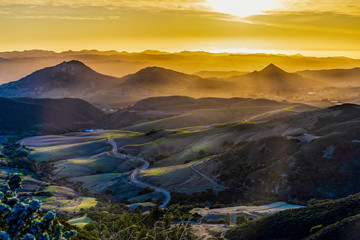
[297,67,360,86]
[0,60,332,109]
[1,49,360,85]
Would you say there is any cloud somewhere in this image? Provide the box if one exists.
[0,2,222,21]
[279,0,360,15]
[0,0,206,10]
[247,11,360,34]
[2,0,360,16]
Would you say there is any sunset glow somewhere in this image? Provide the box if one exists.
[206,0,279,17]
[0,0,359,58]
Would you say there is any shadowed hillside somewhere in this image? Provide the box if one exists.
[0,97,102,134]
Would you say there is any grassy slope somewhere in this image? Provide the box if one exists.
[30,139,109,162]
[68,215,92,228]
[125,104,311,132]
[140,160,226,194]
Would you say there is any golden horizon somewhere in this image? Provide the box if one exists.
[1,0,359,58]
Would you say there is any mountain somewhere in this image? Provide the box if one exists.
[0,97,103,134]
[0,60,119,100]
[104,67,240,104]
[118,67,201,90]
[0,62,338,109]
[228,64,322,92]
[297,67,360,86]
[0,63,240,108]
[1,49,360,86]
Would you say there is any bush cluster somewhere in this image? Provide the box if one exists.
[0,173,76,240]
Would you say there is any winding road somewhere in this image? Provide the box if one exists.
[108,139,171,208]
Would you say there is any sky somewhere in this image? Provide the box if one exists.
[0,0,360,58]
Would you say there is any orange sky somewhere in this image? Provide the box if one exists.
[1,0,360,58]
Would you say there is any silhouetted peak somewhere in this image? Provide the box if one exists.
[58,60,86,67]
[49,60,92,75]
[135,67,183,77]
[260,63,287,74]
[137,66,169,73]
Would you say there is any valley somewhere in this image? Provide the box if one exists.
[2,0,359,236]
[0,52,360,239]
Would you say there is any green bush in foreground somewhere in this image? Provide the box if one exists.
[76,203,195,239]
[0,173,76,240]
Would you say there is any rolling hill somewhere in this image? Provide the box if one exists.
[195,104,360,202]
[94,103,360,204]
[99,96,316,130]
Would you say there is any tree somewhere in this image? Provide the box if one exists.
[225,213,231,226]
[0,173,76,239]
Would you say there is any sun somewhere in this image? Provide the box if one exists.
[206,0,279,17]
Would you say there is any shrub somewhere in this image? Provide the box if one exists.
[236,215,247,225]
[218,218,226,224]
[0,173,76,239]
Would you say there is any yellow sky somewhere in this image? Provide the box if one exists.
[1,0,360,58]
